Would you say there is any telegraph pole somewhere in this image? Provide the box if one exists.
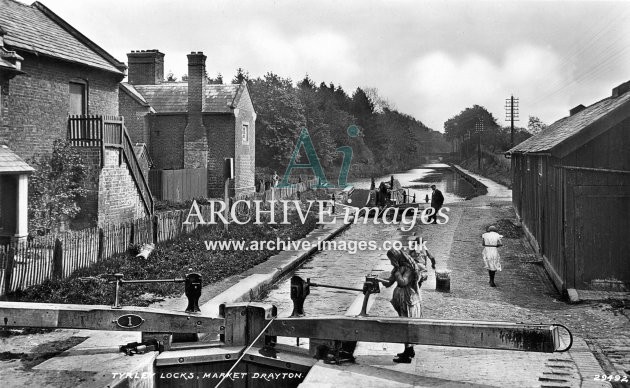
[505,95,519,147]
[475,117,484,170]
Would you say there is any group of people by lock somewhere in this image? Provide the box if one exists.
[375,224,503,363]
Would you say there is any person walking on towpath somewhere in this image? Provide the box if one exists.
[482,225,503,287]
[429,184,444,223]
[376,249,425,363]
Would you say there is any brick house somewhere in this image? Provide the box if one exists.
[0,0,153,228]
[506,80,630,292]
[119,50,256,198]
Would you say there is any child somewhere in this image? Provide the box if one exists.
[482,225,503,287]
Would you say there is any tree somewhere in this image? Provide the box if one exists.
[166,70,177,82]
[350,87,374,120]
[28,140,89,234]
[246,69,448,177]
[208,73,223,84]
[232,68,249,84]
[181,74,188,81]
[298,74,315,90]
[527,116,547,135]
[363,87,393,113]
[443,105,504,158]
[248,73,306,168]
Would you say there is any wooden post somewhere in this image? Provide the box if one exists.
[99,116,105,167]
[224,177,229,231]
[152,215,158,244]
[247,303,277,347]
[222,304,248,346]
[52,238,63,279]
[15,175,29,241]
[129,221,135,247]
[3,245,15,298]
[97,227,104,261]
[222,303,276,348]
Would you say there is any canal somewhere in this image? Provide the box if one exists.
[259,164,480,317]
[350,163,481,204]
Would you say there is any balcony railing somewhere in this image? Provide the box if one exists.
[68,115,154,216]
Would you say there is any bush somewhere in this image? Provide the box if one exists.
[10,210,318,307]
[28,140,89,235]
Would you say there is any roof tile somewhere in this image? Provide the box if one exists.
[133,83,241,113]
[0,145,34,173]
[0,0,123,74]
[508,91,630,154]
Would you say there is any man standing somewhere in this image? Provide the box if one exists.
[429,185,444,224]
[272,171,279,187]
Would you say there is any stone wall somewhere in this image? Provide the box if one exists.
[70,146,147,227]
[148,114,186,170]
[97,148,147,225]
[233,86,256,196]
[71,146,102,229]
[119,87,151,144]
[0,77,9,133]
[204,114,235,197]
[1,53,122,160]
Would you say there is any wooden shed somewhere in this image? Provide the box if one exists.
[506,80,630,292]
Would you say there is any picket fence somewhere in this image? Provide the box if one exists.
[0,179,319,296]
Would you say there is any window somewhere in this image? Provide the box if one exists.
[69,80,87,115]
[241,122,249,144]
[526,158,531,172]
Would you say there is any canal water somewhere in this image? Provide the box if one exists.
[258,222,400,318]
[350,163,479,204]
[260,164,479,317]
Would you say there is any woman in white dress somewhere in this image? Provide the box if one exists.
[482,225,503,287]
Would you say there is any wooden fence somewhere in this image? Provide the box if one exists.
[0,206,213,296]
[149,168,208,202]
[68,114,154,216]
[0,180,320,296]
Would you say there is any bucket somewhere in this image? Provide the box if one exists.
[435,270,451,293]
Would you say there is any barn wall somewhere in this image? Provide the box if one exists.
[515,117,630,291]
[561,118,630,290]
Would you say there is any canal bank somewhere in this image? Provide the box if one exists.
[0,214,355,388]
[2,168,626,387]
[361,168,624,387]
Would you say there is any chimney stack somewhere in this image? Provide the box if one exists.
[569,104,586,116]
[187,51,207,113]
[612,80,630,98]
[183,52,208,169]
[127,50,164,85]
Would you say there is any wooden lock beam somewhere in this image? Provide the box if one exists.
[267,316,563,353]
[0,301,224,334]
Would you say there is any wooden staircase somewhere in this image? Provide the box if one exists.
[67,115,154,216]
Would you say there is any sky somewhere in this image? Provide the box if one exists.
[36,0,630,131]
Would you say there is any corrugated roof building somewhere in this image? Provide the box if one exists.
[506,80,630,292]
